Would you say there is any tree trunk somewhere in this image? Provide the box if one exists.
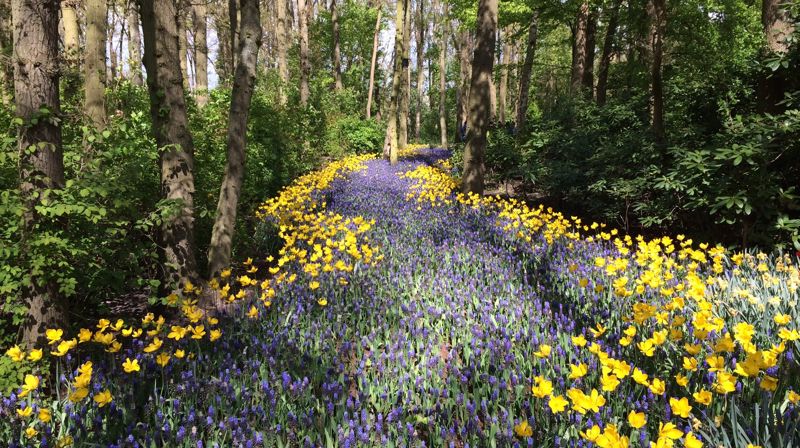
[456,29,472,143]
[214,5,233,83]
[12,0,67,348]
[516,13,538,137]
[398,3,411,149]
[109,11,119,83]
[570,1,588,94]
[461,0,496,195]
[193,0,209,106]
[298,0,310,106]
[582,6,597,96]
[414,0,425,141]
[331,0,344,91]
[0,0,12,104]
[207,0,262,278]
[128,1,144,86]
[383,0,408,164]
[86,0,108,128]
[178,7,190,90]
[139,0,199,290]
[60,0,81,98]
[498,28,510,124]
[596,0,619,106]
[436,0,447,147]
[229,0,239,69]
[277,0,290,104]
[646,0,665,145]
[366,2,382,118]
[758,0,794,113]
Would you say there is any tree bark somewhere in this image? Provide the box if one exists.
[193,0,209,106]
[646,0,665,145]
[436,0,447,147]
[128,1,144,86]
[414,0,425,141]
[461,0,496,195]
[229,0,239,69]
[213,4,233,83]
[582,6,597,96]
[383,0,408,164]
[208,0,262,278]
[455,29,472,143]
[516,13,538,137]
[398,3,411,149]
[12,0,67,348]
[331,0,344,91]
[758,0,794,113]
[366,1,382,118]
[298,0,310,106]
[570,1,588,94]
[277,0,290,104]
[596,0,619,106]
[139,0,199,289]
[498,28,510,124]
[86,0,108,128]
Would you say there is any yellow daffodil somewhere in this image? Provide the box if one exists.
[46,328,63,344]
[533,344,551,358]
[39,408,51,423]
[513,420,533,438]
[548,395,568,413]
[628,411,646,428]
[18,374,39,398]
[6,345,25,362]
[122,357,140,373]
[669,397,692,418]
[94,390,113,407]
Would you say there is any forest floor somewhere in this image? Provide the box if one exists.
[4,147,799,447]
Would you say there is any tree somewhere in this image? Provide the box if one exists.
[461,0,497,194]
[128,0,144,86]
[207,0,263,278]
[498,27,511,124]
[0,0,14,104]
[61,0,81,96]
[86,0,108,128]
[516,13,538,137]
[193,0,209,106]
[582,6,597,95]
[277,0,290,104]
[414,0,425,141]
[570,1,589,94]
[456,29,472,143]
[398,1,411,149]
[758,0,795,113]
[213,3,233,82]
[139,0,199,289]
[366,0,383,118]
[435,0,447,147]
[178,6,190,89]
[383,0,409,164]
[646,0,666,146]
[11,0,67,347]
[596,0,619,106]
[331,0,344,91]
[298,0,311,105]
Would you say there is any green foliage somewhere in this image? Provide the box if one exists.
[325,115,386,156]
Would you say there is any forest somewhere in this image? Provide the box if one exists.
[0,0,799,446]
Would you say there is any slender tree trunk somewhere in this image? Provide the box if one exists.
[456,29,472,142]
[0,0,12,104]
[398,4,411,149]
[139,0,199,289]
[208,0,262,278]
[570,1,588,94]
[596,0,619,106]
[758,0,794,113]
[12,0,66,348]
[60,0,81,98]
[366,1,382,118]
[178,7,190,90]
[86,0,108,128]
[437,0,447,147]
[383,0,408,163]
[193,0,209,106]
[461,0,497,195]
[516,13,538,136]
[214,5,233,83]
[498,28,510,124]
[414,0,425,141]
[582,6,597,96]
[128,1,144,86]
[277,0,290,104]
[229,0,239,69]
[109,14,119,83]
[646,0,665,145]
[298,0,310,106]
[331,0,344,91]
